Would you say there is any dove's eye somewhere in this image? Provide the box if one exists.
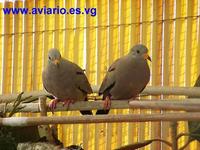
[136,50,140,54]
[48,56,51,60]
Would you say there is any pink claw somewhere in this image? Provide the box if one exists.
[103,96,111,110]
[62,99,75,110]
[49,99,60,113]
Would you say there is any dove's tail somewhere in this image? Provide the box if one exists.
[96,109,110,115]
[80,110,93,115]
[79,97,93,115]
[96,94,111,115]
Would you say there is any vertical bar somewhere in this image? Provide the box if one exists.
[188,1,199,149]
[64,0,75,60]
[174,0,187,148]
[22,0,34,91]
[151,0,163,149]
[140,0,152,149]
[85,1,97,149]
[96,0,108,149]
[33,0,44,90]
[2,1,13,94]
[129,0,141,145]
[74,0,85,66]
[72,0,85,146]
[85,0,97,83]
[12,1,23,93]
[118,0,131,148]
[197,0,200,78]
[185,0,193,87]
[108,0,119,149]
[130,0,140,46]
[54,0,64,54]
[162,0,174,150]
[185,1,193,149]
[43,0,55,69]
[61,0,75,147]
[0,2,4,94]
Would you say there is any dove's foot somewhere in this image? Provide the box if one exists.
[103,96,111,110]
[49,99,60,112]
[63,99,75,110]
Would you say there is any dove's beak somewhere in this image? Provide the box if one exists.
[143,53,151,62]
[53,59,60,66]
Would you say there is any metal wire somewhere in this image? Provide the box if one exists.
[1,14,200,36]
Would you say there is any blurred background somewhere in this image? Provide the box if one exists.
[0,0,200,149]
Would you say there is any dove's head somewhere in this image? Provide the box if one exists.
[130,44,151,61]
[48,48,62,67]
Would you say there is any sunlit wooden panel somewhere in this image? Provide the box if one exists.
[130,0,140,46]
[162,1,175,150]
[74,0,85,66]
[64,0,75,60]
[108,0,119,149]
[150,0,163,149]
[174,1,187,149]
[2,1,13,94]
[33,0,45,90]
[72,0,86,148]
[140,0,152,150]
[0,2,3,94]
[95,0,108,150]
[85,1,97,149]
[22,0,34,91]
[43,0,55,68]
[128,0,141,146]
[119,0,131,148]
[11,1,23,93]
[54,0,64,55]
[187,0,199,149]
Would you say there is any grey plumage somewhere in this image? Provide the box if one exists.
[96,44,151,115]
[42,48,92,115]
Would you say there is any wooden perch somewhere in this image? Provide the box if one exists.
[2,112,200,127]
[1,99,200,113]
[1,86,200,103]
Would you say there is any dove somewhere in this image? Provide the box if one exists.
[96,44,151,115]
[42,48,93,115]
[188,75,200,142]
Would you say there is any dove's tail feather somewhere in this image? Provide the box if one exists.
[96,109,110,115]
[80,110,93,115]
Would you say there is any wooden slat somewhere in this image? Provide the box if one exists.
[22,0,34,91]
[43,0,55,68]
[12,1,23,93]
[72,0,85,146]
[129,0,140,146]
[96,0,108,149]
[162,0,175,149]
[54,0,64,54]
[151,0,163,149]
[0,2,3,94]
[2,1,13,94]
[64,0,75,60]
[85,1,97,149]
[108,0,119,149]
[140,0,152,149]
[33,0,44,90]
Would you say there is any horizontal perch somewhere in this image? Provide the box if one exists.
[1,86,200,103]
[1,99,200,113]
[2,112,200,126]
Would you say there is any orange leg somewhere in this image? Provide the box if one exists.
[103,96,111,110]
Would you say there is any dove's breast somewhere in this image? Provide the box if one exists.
[110,56,150,100]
